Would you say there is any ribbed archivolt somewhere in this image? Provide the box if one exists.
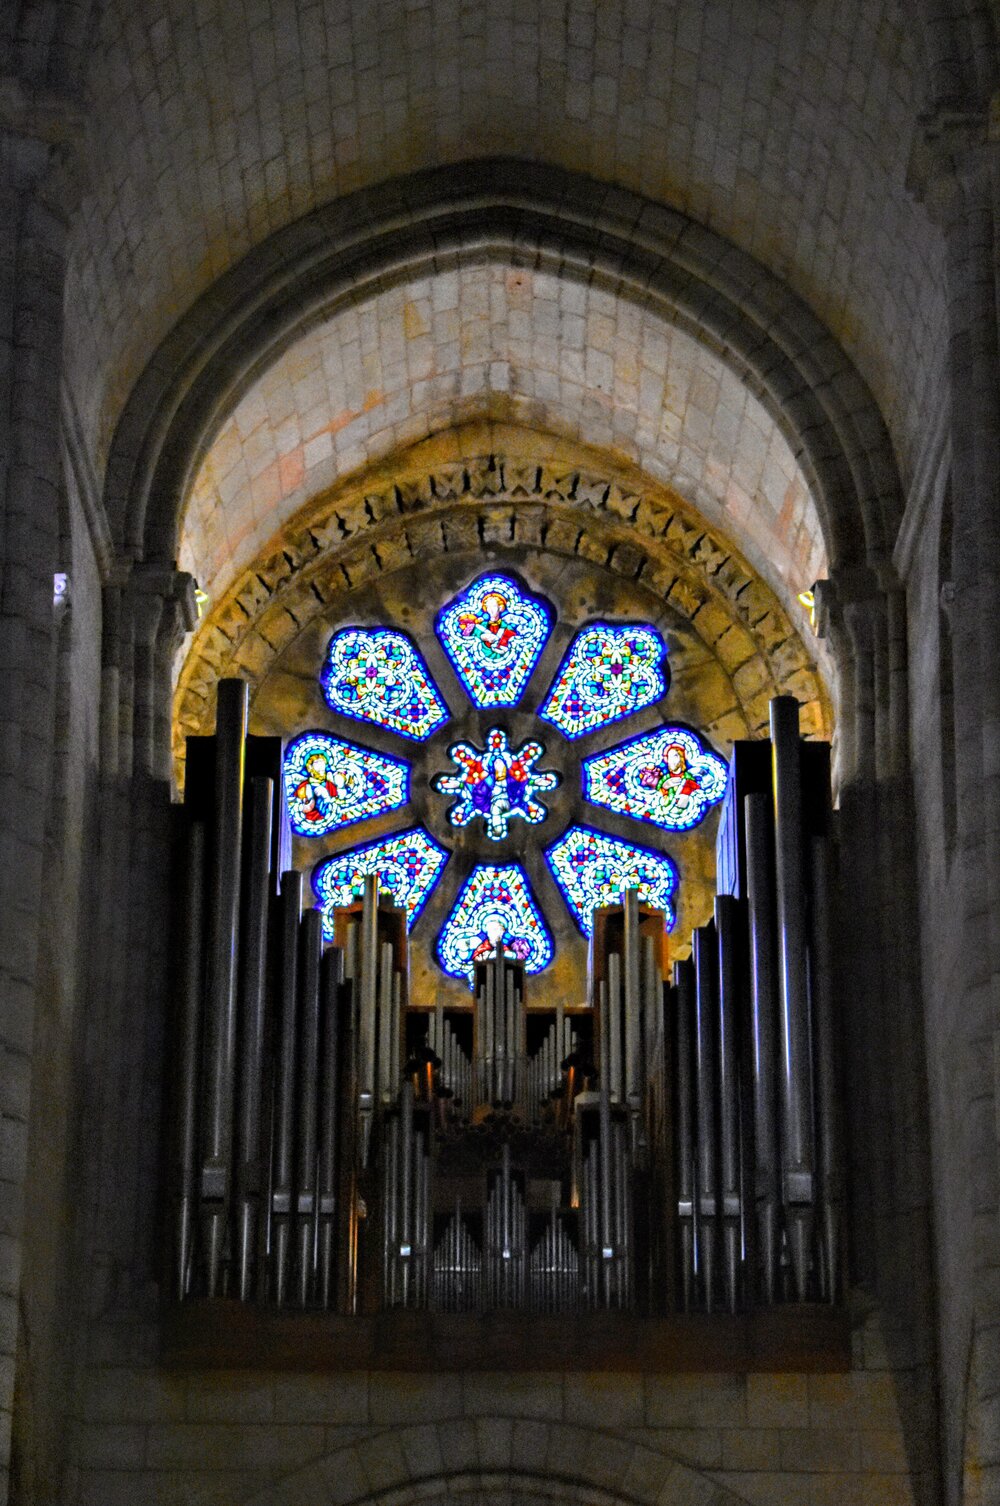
[170,681,841,1316]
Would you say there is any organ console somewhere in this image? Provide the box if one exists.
[168,679,843,1327]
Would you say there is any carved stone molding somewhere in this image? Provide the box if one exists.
[173,449,831,783]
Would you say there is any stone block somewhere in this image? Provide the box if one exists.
[565,1371,643,1429]
[745,1375,809,1429]
[368,1372,461,1425]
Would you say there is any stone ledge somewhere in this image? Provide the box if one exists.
[162,1302,850,1375]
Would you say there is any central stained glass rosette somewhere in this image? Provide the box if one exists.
[434,728,558,841]
[294,574,734,980]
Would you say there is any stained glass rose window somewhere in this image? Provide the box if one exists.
[281,572,728,983]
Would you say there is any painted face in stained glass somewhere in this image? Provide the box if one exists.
[538,624,668,738]
[436,574,551,708]
[434,728,558,841]
[284,731,409,837]
[321,628,448,740]
[545,826,678,936]
[437,865,553,984]
[582,726,727,832]
[312,828,448,941]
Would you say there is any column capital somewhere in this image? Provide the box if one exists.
[0,75,87,221]
[906,98,1000,222]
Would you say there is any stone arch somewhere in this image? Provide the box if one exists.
[243,1418,748,1506]
[102,159,902,592]
[173,424,832,779]
[177,268,829,637]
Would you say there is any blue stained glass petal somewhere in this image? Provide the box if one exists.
[582,726,728,832]
[538,623,669,738]
[436,573,551,708]
[321,628,448,740]
[312,828,448,941]
[437,864,553,985]
[284,731,410,837]
[545,825,678,936]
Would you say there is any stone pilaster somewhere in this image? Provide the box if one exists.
[0,118,76,1503]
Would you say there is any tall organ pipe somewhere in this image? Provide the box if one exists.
[317,946,341,1309]
[608,952,623,1104]
[358,875,380,1166]
[199,677,248,1297]
[624,888,642,1140]
[673,960,696,1312]
[693,925,719,1312]
[400,1080,414,1307]
[715,895,742,1314]
[235,777,273,1302]
[770,695,815,1299]
[294,908,323,1306]
[271,869,302,1305]
[745,791,780,1303]
[174,819,205,1299]
[810,832,842,1302]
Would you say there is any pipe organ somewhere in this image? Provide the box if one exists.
[169,680,842,1319]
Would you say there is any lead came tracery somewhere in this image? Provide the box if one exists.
[295,573,725,969]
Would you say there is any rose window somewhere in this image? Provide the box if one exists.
[281,572,728,984]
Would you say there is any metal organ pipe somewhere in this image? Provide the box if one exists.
[235,776,273,1302]
[358,874,380,1166]
[745,791,780,1303]
[317,945,342,1309]
[608,952,623,1104]
[174,819,205,1299]
[624,888,642,1136]
[294,908,323,1306]
[809,831,842,1302]
[693,925,719,1312]
[672,959,696,1312]
[715,895,742,1314]
[200,677,247,1296]
[770,695,816,1299]
[271,869,302,1306]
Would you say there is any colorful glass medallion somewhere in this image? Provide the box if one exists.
[437,864,553,984]
[436,573,551,708]
[312,828,448,941]
[582,726,728,832]
[434,728,558,841]
[538,623,668,738]
[321,628,448,740]
[283,731,410,837]
[545,825,677,936]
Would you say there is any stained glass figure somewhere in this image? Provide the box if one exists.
[545,825,678,936]
[538,623,668,738]
[284,731,410,837]
[582,726,727,832]
[312,828,448,941]
[437,864,553,984]
[321,628,448,740]
[436,573,551,708]
[434,728,558,841]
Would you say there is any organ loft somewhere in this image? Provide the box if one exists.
[1,2,998,1504]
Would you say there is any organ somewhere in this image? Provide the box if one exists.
[167,679,844,1354]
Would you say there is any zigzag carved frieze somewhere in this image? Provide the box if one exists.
[173,456,830,772]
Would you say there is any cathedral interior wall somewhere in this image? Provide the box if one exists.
[5,4,1000,1505]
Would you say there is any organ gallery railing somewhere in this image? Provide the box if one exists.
[168,680,842,1316]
